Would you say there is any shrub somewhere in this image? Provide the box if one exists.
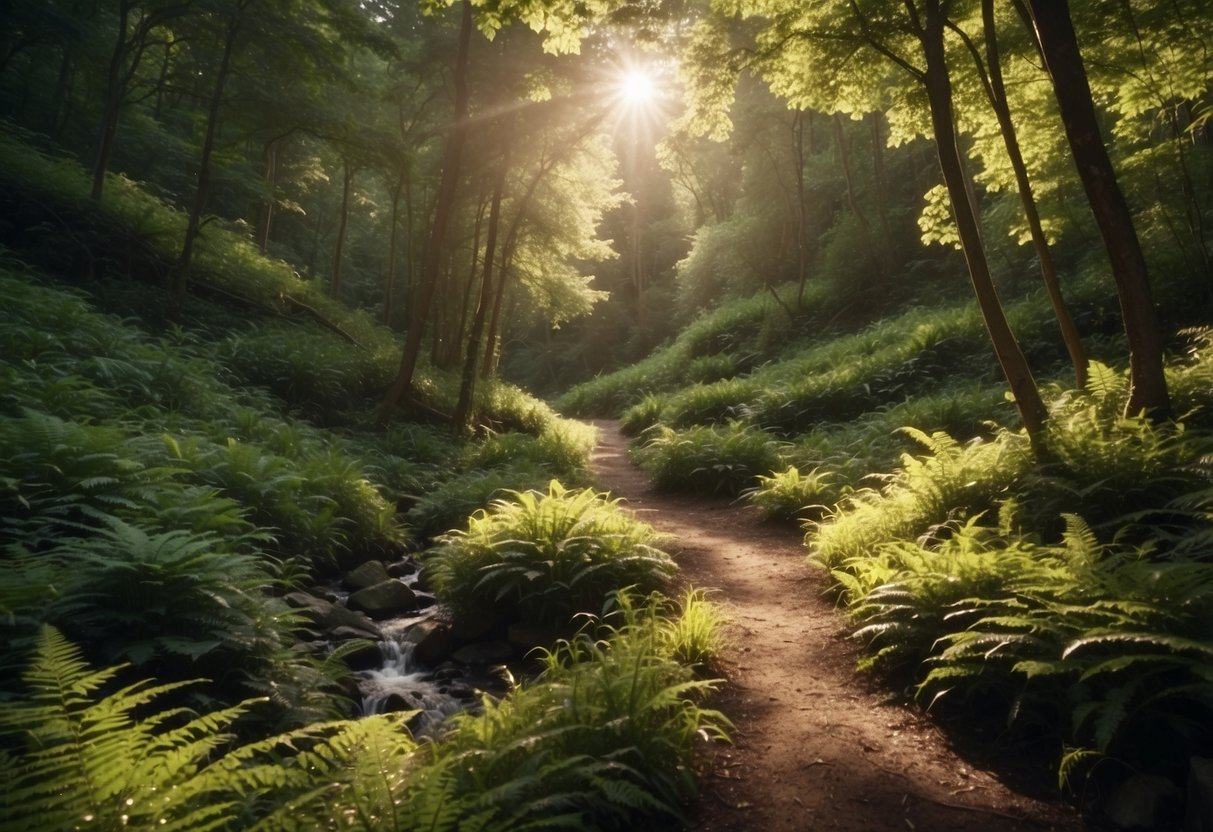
[634,422,785,496]
[621,394,667,436]
[665,378,756,428]
[0,626,265,832]
[811,428,1034,570]
[424,481,676,628]
[745,465,838,521]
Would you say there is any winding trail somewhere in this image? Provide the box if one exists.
[588,420,1079,832]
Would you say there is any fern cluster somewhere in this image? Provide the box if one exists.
[814,368,1213,785]
[633,421,786,496]
[425,481,677,628]
[2,590,729,832]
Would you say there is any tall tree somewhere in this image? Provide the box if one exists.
[946,0,1088,387]
[1020,0,1170,418]
[377,0,474,424]
[681,1,1049,450]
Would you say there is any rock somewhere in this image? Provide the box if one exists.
[1187,757,1213,832]
[387,559,417,579]
[284,591,383,641]
[344,561,390,591]
[507,621,559,651]
[340,640,384,671]
[431,664,462,682]
[440,683,477,701]
[1105,773,1184,831]
[452,641,514,665]
[451,606,499,642]
[413,592,437,610]
[403,620,453,666]
[347,580,418,619]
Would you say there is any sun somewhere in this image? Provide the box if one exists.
[618,69,657,108]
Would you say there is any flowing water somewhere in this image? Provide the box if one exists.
[357,639,470,736]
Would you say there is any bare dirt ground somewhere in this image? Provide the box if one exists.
[588,420,1082,832]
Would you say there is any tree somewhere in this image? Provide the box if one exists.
[91,0,191,201]
[681,1,1050,451]
[377,0,474,424]
[1020,0,1170,418]
[945,0,1088,387]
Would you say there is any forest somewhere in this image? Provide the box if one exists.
[1,0,1211,829]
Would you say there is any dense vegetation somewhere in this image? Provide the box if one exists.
[2,0,1212,828]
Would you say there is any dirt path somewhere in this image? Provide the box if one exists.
[588,420,1080,832]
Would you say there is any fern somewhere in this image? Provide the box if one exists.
[0,626,260,832]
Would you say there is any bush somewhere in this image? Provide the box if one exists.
[745,465,838,521]
[634,422,785,496]
[620,394,668,437]
[424,481,676,628]
[811,428,1034,571]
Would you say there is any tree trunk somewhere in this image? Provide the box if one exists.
[1024,0,1170,418]
[921,0,1048,451]
[256,136,281,253]
[377,0,473,424]
[384,170,404,326]
[173,0,248,310]
[834,113,870,232]
[454,143,509,435]
[452,195,488,368]
[331,157,353,297]
[793,109,810,309]
[948,0,1089,387]
[92,1,133,201]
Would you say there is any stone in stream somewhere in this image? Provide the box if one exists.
[343,560,390,591]
[347,580,418,618]
[387,559,418,579]
[450,605,499,642]
[284,591,383,641]
[402,620,454,665]
[507,621,561,651]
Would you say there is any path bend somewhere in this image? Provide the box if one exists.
[588,419,1078,832]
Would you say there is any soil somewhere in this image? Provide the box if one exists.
[588,420,1082,832]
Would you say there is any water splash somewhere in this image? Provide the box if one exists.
[358,640,466,736]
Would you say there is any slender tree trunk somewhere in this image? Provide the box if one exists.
[453,195,488,368]
[921,0,1048,451]
[1024,0,1170,418]
[454,143,509,435]
[92,1,133,201]
[49,46,76,140]
[378,0,473,424]
[152,39,174,120]
[331,157,353,297]
[793,109,810,309]
[173,0,248,309]
[834,113,869,231]
[869,112,892,242]
[256,136,280,253]
[943,0,1089,387]
[384,170,404,326]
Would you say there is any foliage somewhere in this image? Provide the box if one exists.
[0,626,262,832]
[620,394,668,437]
[811,428,1033,571]
[425,482,676,628]
[633,422,785,496]
[744,465,838,521]
[2,596,728,832]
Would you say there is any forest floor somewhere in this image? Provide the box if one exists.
[588,420,1083,832]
